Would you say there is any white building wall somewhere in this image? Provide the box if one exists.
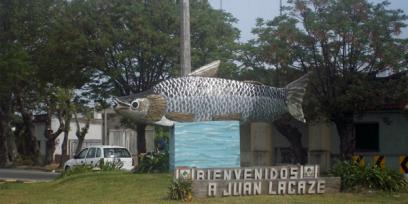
[53,119,103,158]
[33,123,47,157]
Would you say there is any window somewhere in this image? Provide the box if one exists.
[77,148,88,159]
[86,148,96,158]
[96,148,101,158]
[103,148,131,158]
[355,123,379,152]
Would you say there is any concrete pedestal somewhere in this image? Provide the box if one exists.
[308,122,332,173]
[241,122,273,167]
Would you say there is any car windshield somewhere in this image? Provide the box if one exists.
[103,148,131,158]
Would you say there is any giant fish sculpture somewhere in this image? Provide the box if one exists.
[114,61,309,126]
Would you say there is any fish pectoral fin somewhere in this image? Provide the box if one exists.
[165,112,195,122]
[146,94,167,121]
[212,113,241,121]
[188,60,220,77]
[153,116,174,127]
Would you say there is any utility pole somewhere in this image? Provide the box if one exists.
[180,0,191,76]
[279,0,282,16]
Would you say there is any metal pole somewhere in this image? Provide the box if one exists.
[180,0,191,76]
[279,0,282,16]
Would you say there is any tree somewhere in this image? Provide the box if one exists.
[73,110,92,155]
[63,0,240,155]
[248,0,408,159]
[0,0,56,165]
[43,87,70,164]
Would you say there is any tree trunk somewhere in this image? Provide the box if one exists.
[14,91,39,163]
[75,136,85,155]
[0,110,12,167]
[137,124,146,155]
[0,97,17,167]
[0,113,8,166]
[20,110,39,164]
[273,115,307,164]
[74,113,90,155]
[44,113,64,165]
[6,128,18,165]
[59,116,71,167]
[45,138,56,165]
[334,113,355,160]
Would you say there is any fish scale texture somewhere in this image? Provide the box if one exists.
[153,76,288,122]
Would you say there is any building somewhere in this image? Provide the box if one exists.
[33,109,155,164]
[240,107,408,173]
[240,73,408,173]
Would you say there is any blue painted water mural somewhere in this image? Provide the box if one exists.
[170,121,240,169]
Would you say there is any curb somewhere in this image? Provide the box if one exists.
[14,166,61,173]
[0,179,35,184]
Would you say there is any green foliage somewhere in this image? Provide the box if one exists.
[0,0,241,166]
[59,159,124,178]
[244,0,408,159]
[135,152,169,173]
[168,178,193,201]
[3,173,408,203]
[330,161,408,192]
[246,0,408,118]
[0,0,96,166]
[154,126,170,152]
[64,0,240,97]
[14,155,34,166]
[58,165,94,178]
[98,159,124,171]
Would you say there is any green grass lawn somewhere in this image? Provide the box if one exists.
[0,172,407,204]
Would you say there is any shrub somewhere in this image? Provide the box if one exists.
[99,159,123,171]
[59,159,123,179]
[168,178,193,201]
[134,152,169,173]
[58,165,94,178]
[14,155,34,166]
[330,161,408,192]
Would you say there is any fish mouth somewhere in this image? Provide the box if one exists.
[113,98,131,110]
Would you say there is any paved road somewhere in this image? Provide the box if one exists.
[0,168,60,182]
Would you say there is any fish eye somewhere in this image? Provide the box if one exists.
[131,100,139,109]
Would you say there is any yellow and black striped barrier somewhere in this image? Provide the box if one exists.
[351,155,365,167]
[400,155,408,174]
[373,155,385,169]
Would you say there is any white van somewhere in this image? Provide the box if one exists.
[64,145,134,171]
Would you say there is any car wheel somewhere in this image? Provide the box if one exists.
[65,166,70,171]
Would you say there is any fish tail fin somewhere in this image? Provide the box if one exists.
[285,72,311,123]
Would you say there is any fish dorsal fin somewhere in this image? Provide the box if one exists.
[242,80,264,86]
[188,60,220,77]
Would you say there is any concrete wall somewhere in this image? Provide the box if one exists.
[270,121,309,165]
[240,121,309,167]
[353,111,408,171]
[240,111,408,172]
[33,122,47,157]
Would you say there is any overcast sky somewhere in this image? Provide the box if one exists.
[207,0,408,41]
